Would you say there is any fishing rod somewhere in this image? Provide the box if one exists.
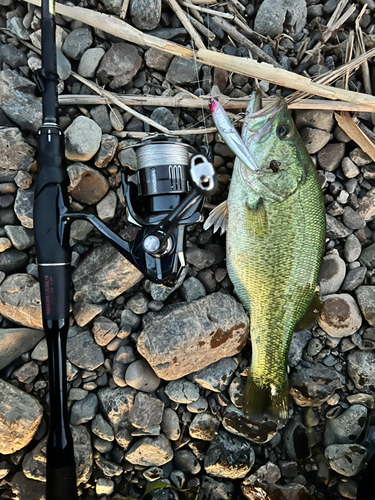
[33,0,77,496]
[33,0,217,495]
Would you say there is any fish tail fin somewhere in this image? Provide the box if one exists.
[243,370,289,422]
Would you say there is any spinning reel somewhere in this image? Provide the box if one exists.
[64,134,217,286]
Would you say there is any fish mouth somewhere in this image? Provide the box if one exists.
[247,90,284,119]
[243,90,285,141]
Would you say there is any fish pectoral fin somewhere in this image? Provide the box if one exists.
[245,199,268,237]
[203,200,228,235]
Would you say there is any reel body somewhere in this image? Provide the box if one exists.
[122,135,216,285]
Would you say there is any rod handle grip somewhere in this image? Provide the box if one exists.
[46,464,78,500]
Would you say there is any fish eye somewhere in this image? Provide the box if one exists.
[270,160,281,173]
[277,125,290,139]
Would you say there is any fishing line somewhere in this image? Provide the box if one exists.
[184,2,209,146]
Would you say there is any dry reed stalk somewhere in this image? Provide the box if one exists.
[182,0,204,24]
[58,94,375,113]
[199,48,375,108]
[189,0,217,4]
[286,46,375,105]
[343,30,355,90]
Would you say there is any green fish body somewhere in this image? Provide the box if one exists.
[209,92,325,420]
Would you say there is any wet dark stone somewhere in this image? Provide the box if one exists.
[0,248,28,274]
[290,362,345,407]
[222,405,278,444]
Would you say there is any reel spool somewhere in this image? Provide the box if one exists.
[123,135,205,227]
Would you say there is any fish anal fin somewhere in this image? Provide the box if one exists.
[294,287,322,332]
[245,199,268,237]
[203,200,228,235]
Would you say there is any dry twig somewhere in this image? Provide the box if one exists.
[335,112,375,162]
[355,4,372,94]
[179,1,234,18]
[301,1,356,65]
[187,13,215,41]
[166,0,206,49]
[119,0,130,19]
[212,16,282,68]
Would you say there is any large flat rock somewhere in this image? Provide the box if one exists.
[137,293,249,380]
[72,242,143,304]
[0,327,45,370]
[0,378,43,454]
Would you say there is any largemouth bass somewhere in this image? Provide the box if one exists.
[206,89,325,420]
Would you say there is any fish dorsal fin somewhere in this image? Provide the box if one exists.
[203,200,228,235]
[245,199,268,237]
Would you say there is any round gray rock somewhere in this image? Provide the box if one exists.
[65,117,102,162]
[319,254,346,295]
[325,444,366,477]
[254,0,307,37]
[344,234,362,262]
[164,379,200,404]
[77,47,105,78]
[62,27,93,60]
[130,0,161,30]
[125,359,160,392]
[125,434,173,466]
[347,350,375,393]
[324,404,367,446]
[97,42,142,89]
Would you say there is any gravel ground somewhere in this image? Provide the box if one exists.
[0,0,375,499]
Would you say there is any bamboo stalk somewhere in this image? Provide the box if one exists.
[58,94,375,113]
[166,0,206,49]
[335,112,375,161]
[22,0,375,109]
[212,16,282,68]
